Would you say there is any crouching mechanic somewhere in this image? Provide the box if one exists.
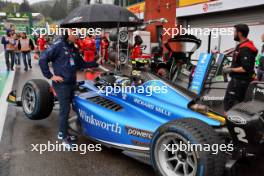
[39,29,98,148]
[223,24,258,112]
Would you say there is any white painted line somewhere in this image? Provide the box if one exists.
[0,52,16,141]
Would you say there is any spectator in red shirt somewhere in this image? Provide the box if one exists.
[37,35,47,55]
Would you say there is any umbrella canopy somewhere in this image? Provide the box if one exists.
[60,4,142,28]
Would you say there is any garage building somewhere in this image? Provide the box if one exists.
[176,0,264,58]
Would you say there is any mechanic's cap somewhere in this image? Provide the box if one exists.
[234,24,249,37]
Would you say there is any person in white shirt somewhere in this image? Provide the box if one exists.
[13,33,21,66]
[18,32,34,71]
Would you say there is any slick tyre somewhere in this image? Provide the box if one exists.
[150,118,225,176]
[119,52,128,65]
[21,79,54,120]
[119,31,128,43]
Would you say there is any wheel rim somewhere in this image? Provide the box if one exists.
[119,54,127,64]
[119,31,128,43]
[154,132,198,176]
[22,86,36,114]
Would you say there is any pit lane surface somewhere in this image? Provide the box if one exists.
[0,60,263,176]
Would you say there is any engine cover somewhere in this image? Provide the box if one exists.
[226,101,264,148]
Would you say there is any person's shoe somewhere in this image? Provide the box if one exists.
[57,132,63,140]
[58,132,77,141]
[29,65,32,69]
[24,68,28,72]
[68,135,77,141]
[62,139,75,151]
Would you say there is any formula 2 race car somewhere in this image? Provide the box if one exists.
[7,72,264,176]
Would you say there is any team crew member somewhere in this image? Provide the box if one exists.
[131,35,143,59]
[82,35,96,62]
[1,29,16,71]
[18,32,34,71]
[223,24,258,112]
[39,30,98,148]
[75,38,84,53]
[100,36,109,64]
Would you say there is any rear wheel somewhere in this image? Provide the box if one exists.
[151,118,225,176]
[21,79,54,120]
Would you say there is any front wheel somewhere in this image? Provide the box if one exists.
[150,118,225,176]
[21,79,54,120]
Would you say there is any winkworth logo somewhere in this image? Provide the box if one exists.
[78,109,121,134]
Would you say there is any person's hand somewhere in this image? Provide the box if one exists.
[223,67,232,74]
[51,75,64,83]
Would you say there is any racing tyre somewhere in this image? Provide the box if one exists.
[119,31,128,43]
[119,52,128,65]
[151,118,225,176]
[109,30,128,43]
[21,79,54,120]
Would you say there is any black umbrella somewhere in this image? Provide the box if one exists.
[60,4,142,28]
